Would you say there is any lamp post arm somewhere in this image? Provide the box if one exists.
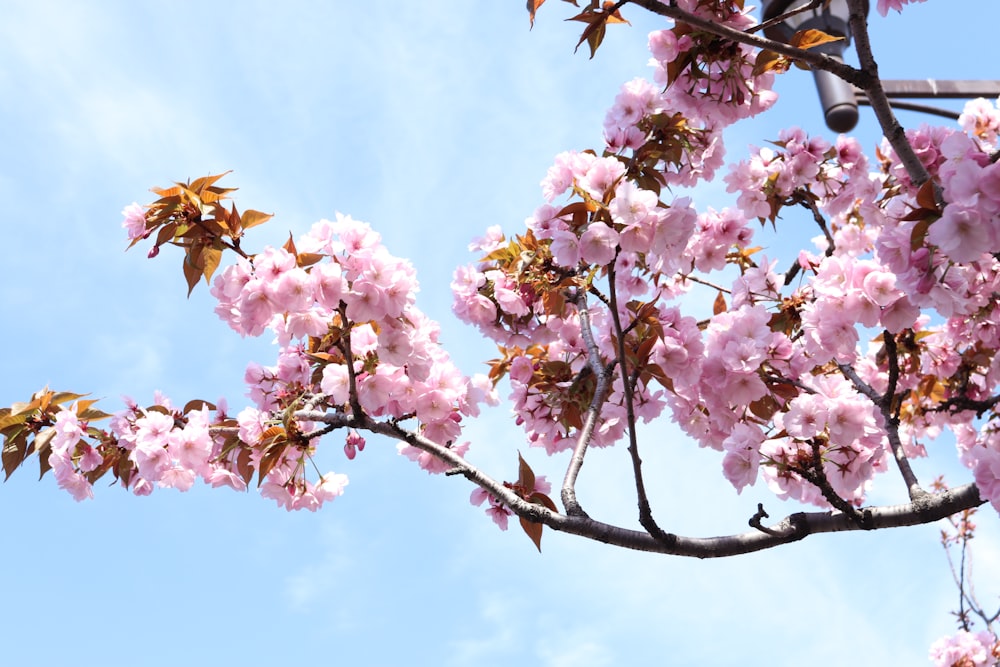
[845,0,931,187]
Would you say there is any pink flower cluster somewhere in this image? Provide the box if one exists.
[214,215,497,499]
[645,3,777,129]
[876,0,927,17]
[210,213,498,441]
[90,209,505,510]
[49,408,99,501]
[47,396,259,504]
[929,630,998,667]
[452,4,1000,520]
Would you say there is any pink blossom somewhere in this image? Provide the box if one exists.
[313,261,346,309]
[486,501,513,530]
[133,440,172,482]
[472,488,514,530]
[415,389,453,424]
[134,410,175,447]
[826,398,870,447]
[268,267,315,313]
[721,423,762,493]
[236,406,266,446]
[237,283,275,337]
[549,229,581,268]
[578,222,620,266]
[346,276,387,322]
[314,472,349,503]
[57,470,94,501]
[397,441,469,474]
[579,157,626,200]
[121,202,147,241]
[131,477,155,496]
[974,446,1000,512]
[320,364,352,406]
[51,408,85,450]
[77,444,103,473]
[468,225,505,254]
[168,413,213,476]
[648,28,681,63]
[927,205,990,263]
[207,467,248,492]
[541,151,592,201]
[928,629,997,667]
[860,269,900,307]
[160,466,197,491]
[876,0,926,17]
[784,394,829,440]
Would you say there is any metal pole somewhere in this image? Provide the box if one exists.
[877,80,1000,99]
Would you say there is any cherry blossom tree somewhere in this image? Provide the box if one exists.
[4,0,1000,663]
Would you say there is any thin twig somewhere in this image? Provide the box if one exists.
[607,260,673,544]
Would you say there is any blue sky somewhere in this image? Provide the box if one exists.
[1,1,998,665]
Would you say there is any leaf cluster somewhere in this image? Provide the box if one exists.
[1,390,110,482]
[135,172,273,296]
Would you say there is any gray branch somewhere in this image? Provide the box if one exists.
[299,408,984,558]
[560,291,612,518]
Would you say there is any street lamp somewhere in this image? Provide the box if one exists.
[761,1,1000,129]
[762,0,868,133]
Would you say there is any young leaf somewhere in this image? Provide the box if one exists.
[2,430,29,481]
[713,291,727,315]
[516,451,536,493]
[789,29,844,51]
[241,210,273,230]
[527,0,546,27]
[182,253,203,297]
[257,443,287,487]
[200,246,223,284]
[916,178,940,212]
[753,50,788,76]
[569,3,629,59]
[519,515,545,552]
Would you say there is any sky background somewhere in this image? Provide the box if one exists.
[1,1,998,665]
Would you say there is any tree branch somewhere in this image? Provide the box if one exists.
[560,290,612,518]
[607,261,672,543]
[845,0,930,188]
[839,339,927,502]
[878,331,927,499]
[620,0,867,86]
[298,407,984,557]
